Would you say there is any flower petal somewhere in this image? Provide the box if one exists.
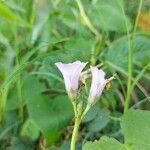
[89,67,107,103]
[55,61,87,92]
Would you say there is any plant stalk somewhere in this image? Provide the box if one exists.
[0,88,8,123]
[75,0,101,39]
[124,0,143,112]
[16,62,23,122]
[119,2,132,113]
[71,115,81,150]
[13,24,24,122]
[71,104,90,150]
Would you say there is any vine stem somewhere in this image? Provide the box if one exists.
[75,0,101,39]
[70,104,90,150]
[122,0,143,112]
[81,104,90,120]
[70,115,81,150]
[119,1,132,113]
[71,100,77,117]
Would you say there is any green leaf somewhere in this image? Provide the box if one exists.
[6,87,25,111]
[87,0,132,32]
[106,36,150,72]
[83,106,99,123]
[0,3,28,26]
[87,109,110,132]
[23,75,73,145]
[133,36,150,65]
[7,137,33,150]
[126,144,150,150]
[39,37,92,71]
[1,50,65,90]
[83,136,126,150]
[64,37,94,62]
[20,119,40,141]
[121,109,150,148]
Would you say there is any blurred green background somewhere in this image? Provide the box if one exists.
[0,0,150,149]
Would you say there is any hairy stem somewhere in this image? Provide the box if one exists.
[71,103,90,150]
[71,115,81,150]
[72,100,77,117]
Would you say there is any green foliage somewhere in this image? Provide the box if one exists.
[0,2,29,26]
[0,0,149,149]
[84,109,150,149]
[87,109,110,132]
[6,138,33,150]
[6,87,25,111]
[23,75,73,145]
[106,36,150,72]
[20,119,40,141]
[83,136,126,150]
[86,0,132,32]
[64,37,94,62]
[121,109,150,148]
[83,106,99,123]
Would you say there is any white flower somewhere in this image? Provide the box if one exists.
[55,61,87,99]
[88,67,114,104]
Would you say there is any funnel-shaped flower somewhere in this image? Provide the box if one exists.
[55,61,87,99]
[88,67,114,104]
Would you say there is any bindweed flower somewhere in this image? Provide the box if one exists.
[80,63,103,84]
[55,61,87,100]
[88,67,114,105]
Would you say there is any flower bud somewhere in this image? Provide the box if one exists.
[88,67,114,104]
